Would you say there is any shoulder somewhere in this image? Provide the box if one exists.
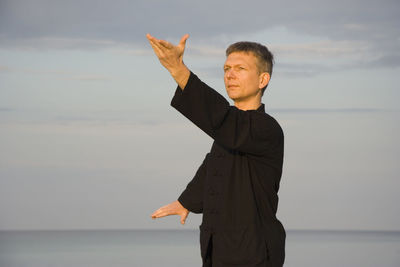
[266,113,284,136]
[253,111,284,141]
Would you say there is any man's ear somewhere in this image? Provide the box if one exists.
[259,72,270,89]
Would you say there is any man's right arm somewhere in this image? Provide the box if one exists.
[171,72,282,157]
[178,153,209,213]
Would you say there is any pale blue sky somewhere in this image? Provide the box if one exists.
[0,0,399,231]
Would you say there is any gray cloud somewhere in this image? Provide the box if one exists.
[1,0,398,43]
[0,65,112,81]
[274,62,334,77]
[367,55,400,68]
[269,108,392,114]
[0,107,14,112]
[0,65,11,72]
[0,0,399,71]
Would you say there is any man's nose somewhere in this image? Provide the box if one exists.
[225,69,236,79]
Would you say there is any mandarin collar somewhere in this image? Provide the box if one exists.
[257,103,265,113]
[233,103,265,112]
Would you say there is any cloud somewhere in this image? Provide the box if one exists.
[189,45,225,57]
[0,107,14,112]
[0,65,11,72]
[274,62,334,77]
[0,65,111,81]
[51,115,165,126]
[0,0,399,71]
[1,0,398,44]
[269,108,390,114]
[0,106,178,126]
[0,36,121,51]
[272,40,370,59]
[367,55,400,68]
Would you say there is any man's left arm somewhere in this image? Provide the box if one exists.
[178,153,209,213]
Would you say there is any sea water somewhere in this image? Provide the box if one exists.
[0,229,399,267]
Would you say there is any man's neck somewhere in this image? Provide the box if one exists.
[234,99,262,111]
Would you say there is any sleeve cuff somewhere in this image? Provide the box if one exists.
[178,193,203,214]
[170,71,197,109]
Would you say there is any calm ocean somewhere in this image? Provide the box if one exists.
[0,229,399,267]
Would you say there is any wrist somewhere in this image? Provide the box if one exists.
[170,63,190,89]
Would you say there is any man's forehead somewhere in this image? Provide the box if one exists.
[224,51,257,65]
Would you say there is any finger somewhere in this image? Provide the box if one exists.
[148,39,166,58]
[180,212,188,225]
[181,216,187,225]
[151,207,163,218]
[152,210,173,219]
[146,33,159,43]
[152,212,164,219]
[146,34,165,50]
[151,206,166,216]
[151,206,175,218]
[179,34,189,46]
[148,41,164,56]
[146,34,161,49]
[178,34,189,54]
[147,34,170,50]
[147,37,162,49]
[151,210,164,219]
[159,39,173,49]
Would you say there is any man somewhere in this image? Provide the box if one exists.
[147,33,285,267]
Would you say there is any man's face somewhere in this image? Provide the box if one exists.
[223,52,264,102]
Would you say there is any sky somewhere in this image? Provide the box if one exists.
[0,0,399,231]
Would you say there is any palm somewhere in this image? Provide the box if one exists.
[146,34,189,70]
[151,200,189,225]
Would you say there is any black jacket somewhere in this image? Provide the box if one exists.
[171,72,285,267]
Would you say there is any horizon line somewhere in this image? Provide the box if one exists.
[1,228,400,233]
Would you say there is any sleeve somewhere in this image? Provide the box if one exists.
[177,153,209,213]
[171,72,277,156]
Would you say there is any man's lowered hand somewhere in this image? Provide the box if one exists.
[151,200,189,225]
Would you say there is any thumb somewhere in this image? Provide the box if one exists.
[179,34,189,48]
[180,212,188,225]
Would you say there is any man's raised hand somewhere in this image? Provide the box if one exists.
[146,33,190,89]
[146,33,188,69]
[151,200,189,225]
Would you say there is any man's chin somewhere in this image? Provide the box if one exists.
[227,92,240,101]
[229,95,244,101]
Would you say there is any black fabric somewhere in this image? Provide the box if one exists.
[172,72,285,267]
